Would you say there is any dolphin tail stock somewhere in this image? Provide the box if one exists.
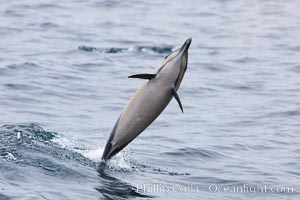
[101,117,121,161]
[102,141,113,161]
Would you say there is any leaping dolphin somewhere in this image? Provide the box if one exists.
[102,38,192,161]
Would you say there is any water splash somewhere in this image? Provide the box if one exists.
[53,135,132,171]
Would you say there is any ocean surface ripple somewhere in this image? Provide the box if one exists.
[1,0,300,199]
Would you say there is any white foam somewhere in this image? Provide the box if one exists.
[78,147,104,163]
[52,136,131,170]
[78,147,131,170]
[1,152,17,161]
[106,148,131,170]
[17,132,21,139]
[52,135,76,149]
[127,47,135,52]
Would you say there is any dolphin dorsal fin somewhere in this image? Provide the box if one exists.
[171,87,184,113]
[128,73,156,80]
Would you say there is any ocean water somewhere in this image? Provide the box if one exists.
[1,0,300,199]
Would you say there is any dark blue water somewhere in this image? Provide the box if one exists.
[1,0,300,199]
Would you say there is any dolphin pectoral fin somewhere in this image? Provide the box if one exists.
[171,87,184,113]
[128,73,156,80]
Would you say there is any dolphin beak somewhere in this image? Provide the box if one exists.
[179,38,192,54]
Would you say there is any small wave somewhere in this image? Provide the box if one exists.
[0,124,96,168]
[165,147,224,160]
[146,166,190,176]
[78,46,127,53]
[39,22,59,28]
[233,56,261,64]
[214,82,258,92]
[287,45,300,52]
[0,62,40,76]
[4,83,41,91]
[8,2,65,10]
[78,45,173,54]
[290,65,300,73]
[259,109,300,119]
[0,194,10,200]
[1,123,57,144]
[201,62,231,72]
